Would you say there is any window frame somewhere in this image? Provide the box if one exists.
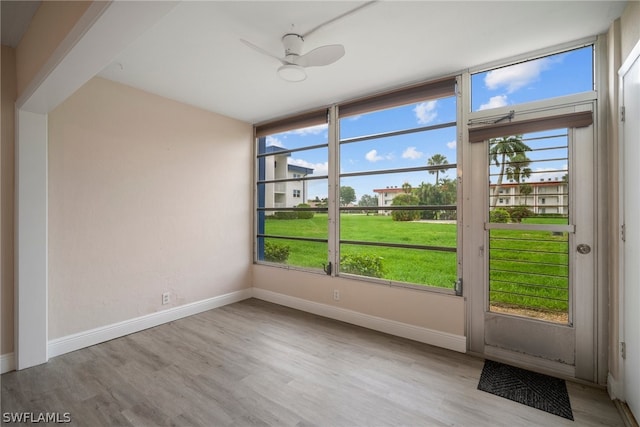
[254,77,461,293]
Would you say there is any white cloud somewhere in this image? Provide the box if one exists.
[478,95,509,111]
[365,149,384,162]
[414,100,438,124]
[402,146,424,160]
[484,58,550,93]
[446,140,457,149]
[288,158,328,176]
[266,135,284,147]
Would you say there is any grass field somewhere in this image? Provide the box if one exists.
[261,213,569,319]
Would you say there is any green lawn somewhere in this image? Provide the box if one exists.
[263,214,457,288]
[261,214,569,316]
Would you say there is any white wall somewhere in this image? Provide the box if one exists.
[47,77,252,339]
[253,265,466,351]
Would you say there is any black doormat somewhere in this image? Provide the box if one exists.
[477,360,574,420]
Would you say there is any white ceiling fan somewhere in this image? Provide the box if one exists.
[241,34,345,82]
[241,1,377,82]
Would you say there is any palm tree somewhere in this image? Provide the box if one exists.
[489,135,531,208]
[519,183,533,206]
[402,182,412,194]
[506,152,532,184]
[506,152,532,206]
[427,154,449,185]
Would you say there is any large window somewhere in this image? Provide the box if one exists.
[255,78,460,292]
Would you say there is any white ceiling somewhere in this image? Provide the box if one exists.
[71,1,630,123]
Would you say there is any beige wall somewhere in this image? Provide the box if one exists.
[253,266,465,337]
[48,77,252,339]
[1,45,17,355]
[15,0,91,97]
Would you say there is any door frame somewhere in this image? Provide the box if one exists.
[464,97,597,379]
[618,37,640,413]
[461,37,610,383]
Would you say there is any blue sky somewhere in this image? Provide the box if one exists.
[265,46,593,203]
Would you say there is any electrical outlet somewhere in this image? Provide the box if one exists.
[333,289,340,301]
[162,292,170,305]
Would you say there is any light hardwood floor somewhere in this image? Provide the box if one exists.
[1,298,624,426]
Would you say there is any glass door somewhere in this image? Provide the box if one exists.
[468,104,596,381]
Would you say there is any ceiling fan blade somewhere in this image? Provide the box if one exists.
[240,39,288,65]
[297,44,345,68]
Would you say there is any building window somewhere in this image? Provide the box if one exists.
[293,189,301,198]
[541,198,546,204]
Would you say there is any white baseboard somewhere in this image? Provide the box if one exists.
[48,288,253,359]
[1,352,16,374]
[608,372,624,400]
[253,288,466,353]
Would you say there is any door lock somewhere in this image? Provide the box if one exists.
[576,243,591,254]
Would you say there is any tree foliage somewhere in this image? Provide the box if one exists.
[415,178,457,220]
[391,193,420,221]
[427,154,449,185]
[340,186,356,206]
[358,194,378,215]
[264,241,290,263]
[295,203,314,219]
[358,194,378,207]
[489,135,532,208]
[489,208,511,223]
[340,252,385,278]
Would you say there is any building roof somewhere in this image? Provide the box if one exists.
[264,145,290,155]
[373,187,406,194]
[288,164,314,175]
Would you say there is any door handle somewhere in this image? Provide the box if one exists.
[577,243,591,254]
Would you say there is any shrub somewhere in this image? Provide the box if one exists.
[340,252,385,278]
[391,194,421,221]
[273,211,298,220]
[296,203,315,219]
[507,206,533,223]
[490,208,511,223]
[264,241,290,263]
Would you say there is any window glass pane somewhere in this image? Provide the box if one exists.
[262,237,327,271]
[487,128,570,323]
[488,129,569,224]
[339,244,457,288]
[258,123,328,153]
[340,97,456,139]
[257,121,328,270]
[471,46,593,112]
[340,127,456,175]
[339,95,457,289]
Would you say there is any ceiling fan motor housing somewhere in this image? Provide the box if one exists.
[282,33,304,56]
